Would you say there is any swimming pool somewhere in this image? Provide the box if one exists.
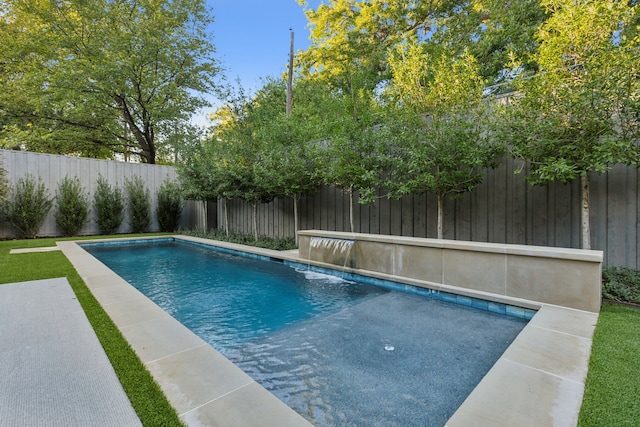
[84,238,528,427]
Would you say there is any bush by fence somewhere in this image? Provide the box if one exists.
[0,149,200,238]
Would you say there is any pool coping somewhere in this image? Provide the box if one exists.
[57,235,598,427]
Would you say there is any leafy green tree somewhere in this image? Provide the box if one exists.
[6,174,53,238]
[207,87,285,241]
[503,0,639,249]
[247,78,326,243]
[178,140,227,233]
[55,176,89,237]
[93,176,124,235]
[125,176,151,233]
[384,44,502,239]
[156,180,183,232]
[432,0,546,85]
[321,79,389,232]
[297,0,545,87]
[0,0,220,163]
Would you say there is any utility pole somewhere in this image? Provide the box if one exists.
[286,29,294,116]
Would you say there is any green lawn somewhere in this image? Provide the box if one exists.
[0,235,184,427]
[579,301,640,426]
[2,235,639,426]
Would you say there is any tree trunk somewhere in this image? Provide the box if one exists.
[349,187,355,233]
[252,200,258,241]
[223,197,229,237]
[293,194,299,246]
[437,193,444,239]
[581,173,591,250]
[115,94,156,163]
[202,200,208,231]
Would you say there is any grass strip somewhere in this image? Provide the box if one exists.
[0,234,183,427]
[578,301,640,426]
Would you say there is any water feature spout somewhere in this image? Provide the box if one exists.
[309,237,356,269]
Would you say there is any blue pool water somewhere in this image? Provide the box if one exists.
[84,240,387,352]
[85,239,528,427]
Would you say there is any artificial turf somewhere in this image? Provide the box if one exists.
[0,234,184,427]
[578,301,640,426]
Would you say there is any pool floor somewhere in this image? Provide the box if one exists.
[231,291,525,426]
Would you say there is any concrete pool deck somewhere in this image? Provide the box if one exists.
[0,277,141,426]
[54,235,598,426]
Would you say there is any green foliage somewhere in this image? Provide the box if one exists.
[0,157,9,221]
[579,302,640,426]
[125,176,151,234]
[156,180,183,232]
[498,0,639,249]
[0,238,183,426]
[384,45,503,237]
[182,228,297,251]
[54,176,89,237]
[0,0,220,163]
[6,174,53,238]
[93,176,124,235]
[0,158,9,203]
[602,267,640,304]
[505,0,639,186]
[297,0,545,87]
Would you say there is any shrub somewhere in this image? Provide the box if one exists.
[94,176,124,234]
[6,174,53,238]
[182,228,297,251]
[55,176,89,237]
[156,180,183,232]
[0,158,9,221]
[602,267,640,304]
[125,176,150,233]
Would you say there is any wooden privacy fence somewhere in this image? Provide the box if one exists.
[0,149,202,238]
[2,149,637,269]
[218,156,639,269]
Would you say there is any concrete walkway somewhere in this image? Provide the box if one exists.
[0,278,141,427]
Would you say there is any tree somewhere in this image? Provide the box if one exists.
[125,176,151,233]
[178,139,227,233]
[0,0,220,163]
[297,0,546,88]
[384,44,502,239]
[431,0,546,85]
[202,88,277,241]
[252,78,326,244]
[156,180,183,232]
[93,176,124,235]
[55,176,89,237]
[321,77,389,233]
[503,0,639,249]
[6,174,53,238]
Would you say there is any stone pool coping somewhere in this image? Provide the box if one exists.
[57,235,598,427]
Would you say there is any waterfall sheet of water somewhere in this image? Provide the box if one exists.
[309,237,356,268]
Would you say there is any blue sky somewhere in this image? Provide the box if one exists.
[209,0,314,90]
[198,1,318,124]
